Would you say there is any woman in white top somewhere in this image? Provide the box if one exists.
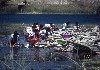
[10,31,19,47]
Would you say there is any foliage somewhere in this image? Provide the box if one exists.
[0,0,11,8]
[23,4,95,14]
[0,0,100,14]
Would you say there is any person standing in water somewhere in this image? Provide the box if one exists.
[10,31,19,48]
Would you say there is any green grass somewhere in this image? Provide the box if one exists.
[23,4,96,14]
[0,3,96,14]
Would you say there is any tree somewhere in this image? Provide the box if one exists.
[0,0,11,8]
[58,0,64,5]
[96,6,100,14]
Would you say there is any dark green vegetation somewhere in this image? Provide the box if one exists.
[24,4,95,14]
[0,0,11,8]
[0,0,18,14]
[0,0,100,14]
[0,4,98,14]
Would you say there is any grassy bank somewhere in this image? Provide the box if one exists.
[0,3,96,14]
[23,4,96,14]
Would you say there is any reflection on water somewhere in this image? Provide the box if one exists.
[0,35,83,70]
[0,35,99,70]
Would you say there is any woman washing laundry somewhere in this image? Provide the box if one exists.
[9,31,19,60]
[39,28,46,40]
[10,31,19,48]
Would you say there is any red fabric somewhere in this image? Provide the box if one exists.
[30,38,40,44]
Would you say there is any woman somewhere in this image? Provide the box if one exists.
[10,31,19,47]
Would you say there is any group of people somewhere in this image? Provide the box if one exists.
[27,23,55,43]
[9,22,80,48]
[10,23,55,48]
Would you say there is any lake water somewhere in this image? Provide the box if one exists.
[0,14,100,70]
[0,14,100,24]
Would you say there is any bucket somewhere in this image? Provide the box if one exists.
[57,40,66,45]
[30,38,40,44]
[63,34,71,38]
